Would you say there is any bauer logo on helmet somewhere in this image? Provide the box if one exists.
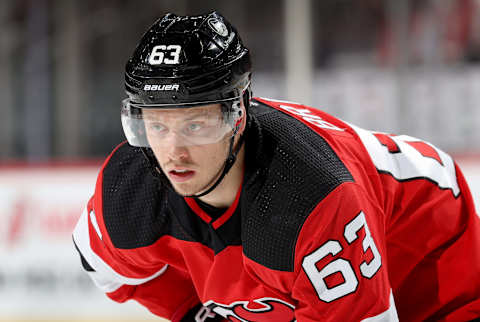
[143,84,180,91]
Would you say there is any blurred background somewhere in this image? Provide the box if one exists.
[0,0,479,321]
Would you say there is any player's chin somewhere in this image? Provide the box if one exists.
[172,183,203,197]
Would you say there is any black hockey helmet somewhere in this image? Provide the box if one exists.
[124,11,251,107]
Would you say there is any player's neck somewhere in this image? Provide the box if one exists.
[198,144,245,209]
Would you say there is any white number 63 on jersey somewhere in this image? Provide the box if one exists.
[302,211,382,302]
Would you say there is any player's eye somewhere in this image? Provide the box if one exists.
[185,122,204,134]
[148,123,168,134]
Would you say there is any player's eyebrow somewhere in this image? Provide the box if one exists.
[143,104,221,122]
[179,106,220,120]
[182,112,211,121]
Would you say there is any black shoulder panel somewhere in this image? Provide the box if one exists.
[101,143,194,249]
[242,100,354,271]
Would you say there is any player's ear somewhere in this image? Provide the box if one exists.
[236,100,247,135]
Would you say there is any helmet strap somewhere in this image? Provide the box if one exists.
[186,133,245,198]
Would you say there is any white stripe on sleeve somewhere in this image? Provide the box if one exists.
[73,206,168,293]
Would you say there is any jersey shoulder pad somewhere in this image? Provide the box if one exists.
[242,99,354,271]
[99,143,186,249]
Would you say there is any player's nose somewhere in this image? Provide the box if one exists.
[164,134,189,160]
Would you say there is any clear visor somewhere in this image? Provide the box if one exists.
[121,98,242,147]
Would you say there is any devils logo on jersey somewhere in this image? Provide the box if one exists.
[204,297,295,322]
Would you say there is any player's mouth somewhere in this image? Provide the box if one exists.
[168,168,195,183]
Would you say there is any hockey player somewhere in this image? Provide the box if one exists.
[73,11,480,321]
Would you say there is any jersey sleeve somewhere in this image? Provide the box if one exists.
[291,182,398,321]
[71,143,205,320]
[381,162,480,321]
[72,196,200,321]
[350,126,480,320]
[73,171,200,321]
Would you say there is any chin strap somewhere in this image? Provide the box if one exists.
[185,133,245,198]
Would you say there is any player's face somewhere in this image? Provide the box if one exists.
[144,104,233,196]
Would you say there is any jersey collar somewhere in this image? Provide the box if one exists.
[184,178,243,230]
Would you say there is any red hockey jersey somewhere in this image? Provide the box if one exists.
[73,97,480,321]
